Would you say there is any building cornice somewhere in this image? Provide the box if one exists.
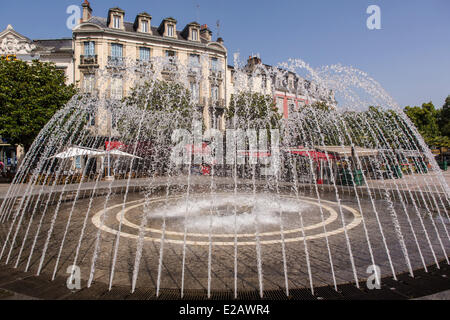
[74,27,227,55]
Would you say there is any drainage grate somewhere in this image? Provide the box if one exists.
[288,288,316,300]
[314,286,344,300]
[65,282,109,300]
[0,260,449,300]
[100,286,133,300]
[262,289,289,301]
[155,288,182,300]
[126,288,153,300]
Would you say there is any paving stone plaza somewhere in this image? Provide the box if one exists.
[0,173,448,299]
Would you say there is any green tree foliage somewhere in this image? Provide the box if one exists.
[404,102,440,137]
[226,92,281,129]
[126,79,193,117]
[0,59,76,151]
[310,101,332,112]
[438,95,450,138]
[122,79,196,139]
[122,79,196,171]
[404,100,450,147]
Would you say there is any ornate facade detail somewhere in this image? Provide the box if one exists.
[0,25,36,55]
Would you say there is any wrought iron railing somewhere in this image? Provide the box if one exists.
[80,55,98,66]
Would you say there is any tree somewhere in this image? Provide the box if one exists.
[403,102,450,147]
[310,101,333,111]
[122,79,196,139]
[122,79,196,171]
[125,79,193,116]
[404,102,440,137]
[0,59,76,152]
[438,95,450,138]
[226,92,281,129]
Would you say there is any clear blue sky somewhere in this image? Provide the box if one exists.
[1,0,449,109]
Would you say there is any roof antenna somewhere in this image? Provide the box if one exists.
[194,2,200,23]
[216,20,221,37]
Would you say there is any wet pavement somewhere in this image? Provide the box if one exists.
[0,172,448,299]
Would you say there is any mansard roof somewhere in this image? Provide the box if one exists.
[33,39,72,54]
[180,21,201,39]
[82,16,212,44]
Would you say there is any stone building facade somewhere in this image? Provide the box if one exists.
[73,1,228,134]
[0,0,336,145]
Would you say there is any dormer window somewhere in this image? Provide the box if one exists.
[158,17,177,38]
[142,20,149,33]
[167,24,174,37]
[108,7,125,30]
[192,29,198,41]
[134,13,152,34]
[113,15,121,29]
[181,22,201,41]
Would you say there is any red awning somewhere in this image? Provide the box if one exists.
[286,147,336,161]
[106,141,126,151]
[237,151,271,158]
[185,143,211,155]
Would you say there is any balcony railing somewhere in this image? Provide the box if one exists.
[193,96,208,107]
[188,65,201,76]
[209,69,223,79]
[162,59,179,74]
[135,59,154,71]
[107,56,124,67]
[79,55,98,67]
[209,98,225,108]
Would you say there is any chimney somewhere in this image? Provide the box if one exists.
[247,55,262,67]
[200,24,212,42]
[82,0,92,22]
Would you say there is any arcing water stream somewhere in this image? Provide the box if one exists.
[0,56,448,298]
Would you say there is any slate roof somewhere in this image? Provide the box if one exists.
[85,16,209,44]
[33,38,72,53]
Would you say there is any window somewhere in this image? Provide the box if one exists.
[142,20,149,33]
[288,100,295,111]
[210,109,221,130]
[111,77,123,100]
[111,43,123,58]
[192,29,198,41]
[211,57,218,72]
[190,82,199,102]
[139,47,150,61]
[75,156,82,169]
[110,43,123,64]
[262,75,267,89]
[167,24,174,37]
[211,85,219,101]
[113,16,121,29]
[84,41,95,57]
[86,109,95,126]
[111,110,118,129]
[165,50,176,64]
[83,74,95,93]
[189,54,200,67]
[277,97,284,114]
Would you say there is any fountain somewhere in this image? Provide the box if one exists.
[0,55,448,299]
